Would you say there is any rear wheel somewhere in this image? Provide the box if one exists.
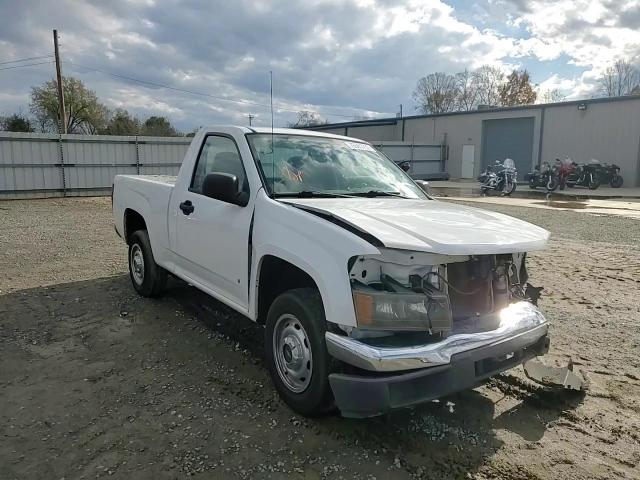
[528,177,537,189]
[265,288,333,416]
[128,230,167,297]
[610,175,623,188]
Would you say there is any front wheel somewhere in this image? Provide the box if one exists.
[529,178,537,189]
[265,288,333,416]
[588,174,600,190]
[128,230,168,297]
[503,180,517,196]
[546,176,559,191]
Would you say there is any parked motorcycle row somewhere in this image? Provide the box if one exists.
[478,157,624,195]
[527,158,625,191]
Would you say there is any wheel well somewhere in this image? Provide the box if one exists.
[257,256,320,324]
[124,209,147,244]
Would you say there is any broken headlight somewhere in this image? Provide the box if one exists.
[351,274,452,333]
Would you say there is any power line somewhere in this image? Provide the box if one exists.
[0,60,54,72]
[0,54,53,66]
[66,61,383,119]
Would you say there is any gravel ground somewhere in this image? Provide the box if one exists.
[1,196,639,479]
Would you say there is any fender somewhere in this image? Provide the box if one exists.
[249,191,380,326]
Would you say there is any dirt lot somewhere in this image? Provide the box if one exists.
[1,197,639,480]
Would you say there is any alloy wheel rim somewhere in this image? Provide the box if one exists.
[273,314,313,393]
[130,244,145,285]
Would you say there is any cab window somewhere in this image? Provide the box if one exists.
[191,135,247,195]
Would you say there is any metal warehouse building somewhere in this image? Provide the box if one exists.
[308,95,640,187]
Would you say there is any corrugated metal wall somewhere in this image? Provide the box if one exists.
[371,142,446,179]
[0,132,191,199]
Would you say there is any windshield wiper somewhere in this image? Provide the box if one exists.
[349,190,407,198]
[274,190,354,198]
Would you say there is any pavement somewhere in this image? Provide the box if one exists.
[441,195,640,219]
[428,180,640,199]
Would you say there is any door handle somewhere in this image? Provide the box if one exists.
[179,200,194,215]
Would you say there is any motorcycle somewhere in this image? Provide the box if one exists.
[527,161,558,191]
[557,157,574,190]
[566,159,601,190]
[479,158,517,196]
[597,163,624,188]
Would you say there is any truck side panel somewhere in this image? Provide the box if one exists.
[113,175,175,270]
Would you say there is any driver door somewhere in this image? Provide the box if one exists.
[172,134,253,311]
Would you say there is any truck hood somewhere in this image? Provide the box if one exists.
[280,197,549,255]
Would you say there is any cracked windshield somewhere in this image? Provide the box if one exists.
[247,134,426,199]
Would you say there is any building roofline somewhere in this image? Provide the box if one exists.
[306,94,640,130]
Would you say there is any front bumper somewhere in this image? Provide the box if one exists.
[325,302,550,417]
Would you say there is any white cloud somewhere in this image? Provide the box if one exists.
[0,0,638,130]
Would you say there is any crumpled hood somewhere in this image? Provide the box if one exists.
[280,197,549,255]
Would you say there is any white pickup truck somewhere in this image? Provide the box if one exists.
[113,126,550,418]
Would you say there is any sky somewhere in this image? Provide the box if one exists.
[0,0,638,131]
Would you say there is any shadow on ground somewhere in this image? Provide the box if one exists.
[0,274,584,479]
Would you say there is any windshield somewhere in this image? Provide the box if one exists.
[246,134,427,199]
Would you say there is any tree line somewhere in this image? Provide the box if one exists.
[413,59,640,115]
[0,76,188,136]
[414,65,551,114]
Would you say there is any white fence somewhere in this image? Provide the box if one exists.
[0,132,191,199]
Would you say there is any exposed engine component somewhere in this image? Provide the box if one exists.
[348,249,543,336]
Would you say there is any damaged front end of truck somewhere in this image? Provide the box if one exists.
[326,248,551,417]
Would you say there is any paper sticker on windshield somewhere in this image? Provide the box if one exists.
[345,141,375,152]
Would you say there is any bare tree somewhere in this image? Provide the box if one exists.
[472,65,504,107]
[538,88,566,104]
[599,59,640,97]
[455,69,478,111]
[288,110,326,128]
[412,73,459,114]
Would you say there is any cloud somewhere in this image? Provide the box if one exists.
[0,0,638,130]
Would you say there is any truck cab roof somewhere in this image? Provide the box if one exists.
[198,125,368,143]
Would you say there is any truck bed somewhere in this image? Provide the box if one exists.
[123,174,177,186]
[112,174,177,253]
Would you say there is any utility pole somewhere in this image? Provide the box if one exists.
[399,104,403,118]
[247,114,254,126]
[53,29,67,134]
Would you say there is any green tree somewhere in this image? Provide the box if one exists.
[0,113,34,132]
[101,109,140,135]
[30,77,108,134]
[141,116,179,136]
[499,69,537,106]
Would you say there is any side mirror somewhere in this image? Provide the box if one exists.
[202,172,248,206]
[399,161,411,172]
[415,180,432,196]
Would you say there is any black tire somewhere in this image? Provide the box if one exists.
[546,176,559,191]
[528,178,537,189]
[503,181,516,196]
[128,230,168,297]
[610,175,623,188]
[588,174,600,190]
[265,288,333,416]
